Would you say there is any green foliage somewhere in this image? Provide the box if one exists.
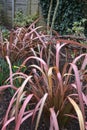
[12,60,26,73]
[0,58,26,86]
[0,5,2,23]
[0,26,10,39]
[0,58,9,85]
[67,18,87,36]
[12,60,26,88]
[40,0,85,34]
[0,5,2,13]
[14,10,38,27]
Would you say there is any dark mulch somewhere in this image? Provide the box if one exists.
[0,90,12,129]
[0,89,80,130]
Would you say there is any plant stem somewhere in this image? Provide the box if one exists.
[50,0,59,36]
[47,0,53,34]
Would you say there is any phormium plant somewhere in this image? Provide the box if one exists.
[19,40,87,130]
[0,21,87,130]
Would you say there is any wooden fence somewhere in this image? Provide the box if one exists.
[0,1,87,27]
[0,0,42,26]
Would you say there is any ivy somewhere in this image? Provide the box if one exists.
[40,0,85,34]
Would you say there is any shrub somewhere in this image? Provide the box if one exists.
[0,19,47,63]
[67,18,87,37]
[0,21,87,130]
[19,41,87,129]
[0,58,9,85]
[14,10,38,27]
[0,26,10,39]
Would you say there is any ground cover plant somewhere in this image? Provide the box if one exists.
[14,10,38,28]
[0,20,87,130]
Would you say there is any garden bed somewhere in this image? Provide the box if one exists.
[0,24,87,130]
[0,89,80,130]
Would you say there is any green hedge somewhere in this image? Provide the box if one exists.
[40,0,84,34]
